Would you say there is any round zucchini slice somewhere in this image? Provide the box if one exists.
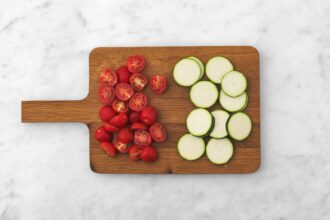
[177,134,205,161]
[190,81,218,108]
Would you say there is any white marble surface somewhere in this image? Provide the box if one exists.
[1,0,330,219]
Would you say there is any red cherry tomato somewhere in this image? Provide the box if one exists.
[99,105,116,122]
[127,55,146,73]
[149,123,167,142]
[117,127,134,143]
[110,113,128,127]
[116,66,132,83]
[140,106,157,125]
[150,75,167,94]
[99,68,118,87]
[129,111,140,124]
[140,146,158,162]
[129,92,148,112]
[129,73,148,91]
[130,122,148,131]
[128,145,144,161]
[115,83,134,101]
[99,86,115,105]
[114,139,129,153]
[134,130,152,146]
[100,142,117,157]
[103,122,119,133]
[95,127,112,142]
[112,99,128,113]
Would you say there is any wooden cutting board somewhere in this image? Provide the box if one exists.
[21,46,260,174]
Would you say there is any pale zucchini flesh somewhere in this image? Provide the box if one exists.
[221,71,247,97]
[206,138,234,164]
[210,110,230,139]
[190,81,218,108]
[219,90,248,112]
[177,134,205,160]
[186,108,213,137]
[188,56,204,80]
[227,112,252,141]
[173,58,201,87]
[205,56,233,84]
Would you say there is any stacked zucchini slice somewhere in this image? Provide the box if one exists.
[173,56,252,165]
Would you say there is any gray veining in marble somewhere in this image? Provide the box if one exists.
[1,0,330,219]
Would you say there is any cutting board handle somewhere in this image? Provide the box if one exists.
[21,100,96,123]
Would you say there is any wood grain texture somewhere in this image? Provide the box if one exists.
[22,46,260,174]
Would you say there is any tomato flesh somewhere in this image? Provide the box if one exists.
[129,73,148,91]
[150,75,167,94]
[129,92,148,112]
[115,83,134,101]
[127,55,146,73]
[114,139,129,153]
[128,145,144,161]
[140,106,157,125]
[149,123,166,142]
[112,99,128,113]
[99,68,118,86]
[134,130,152,146]
[99,86,115,105]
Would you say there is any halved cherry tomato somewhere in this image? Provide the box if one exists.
[99,68,118,87]
[128,145,144,161]
[95,127,112,142]
[99,105,116,122]
[115,83,134,101]
[114,139,129,153]
[140,106,157,125]
[150,75,167,94]
[129,111,140,124]
[140,146,158,162]
[149,123,167,142]
[99,86,115,105]
[117,127,133,143]
[129,73,148,91]
[116,66,132,83]
[134,130,152,146]
[100,142,117,157]
[103,122,119,133]
[110,113,128,127]
[112,99,128,113]
[130,122,148,131]
[129,92,148,112]
[127,55,146,73]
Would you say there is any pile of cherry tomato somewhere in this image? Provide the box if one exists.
[95,55,167,162]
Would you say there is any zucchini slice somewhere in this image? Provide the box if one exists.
[173,58,201,87]
[219,90,248,112]
[177,134,205,160]
[205,56,233,84]
[190,81,218,108]
[227,112,252,141]
[210,110,230,139]
[188,56,204,80]
[206,138,234,164]
[221,71,247,97]
[186,108,213,137]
